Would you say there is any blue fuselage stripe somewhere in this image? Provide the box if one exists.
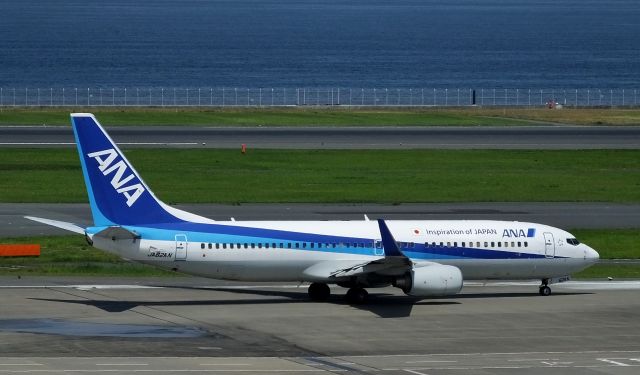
[89,223,550,260]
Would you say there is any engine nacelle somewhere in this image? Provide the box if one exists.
[394,265,463,297]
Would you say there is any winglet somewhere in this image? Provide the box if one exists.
[377,219,405,257]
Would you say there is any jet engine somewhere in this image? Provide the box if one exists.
[393,265,463,297]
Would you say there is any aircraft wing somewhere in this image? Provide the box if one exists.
[24,216,85,234]
[302,219,413,280]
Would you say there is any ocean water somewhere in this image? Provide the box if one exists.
[1,0,639,88]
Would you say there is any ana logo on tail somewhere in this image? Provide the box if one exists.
[87,148,146,207]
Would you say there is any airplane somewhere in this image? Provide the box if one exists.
[26,113,600,304]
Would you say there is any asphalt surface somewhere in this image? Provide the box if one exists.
[0,277,639,374]
[2,202,639,238]
[1,125,639,149]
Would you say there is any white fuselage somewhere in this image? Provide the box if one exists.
[87,219,599,283]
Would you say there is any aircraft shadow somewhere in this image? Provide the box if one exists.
[29,287,589,318]
[30,285,450,318]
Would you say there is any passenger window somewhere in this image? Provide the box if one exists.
[279,243,283,248]
[223,244,227,249]
[287,243,291,249]
[447,242,451,247]
[491,242,495,247]
[266,243,270,249]
[524,242,528,247]
[216,243,220,249]
[518,241,522,247]
[454,242,457,247]
[272,243,276,248]
[258,243,262,249]
[484,242,488,247]
[498,242,501,247]
[244,243,248,249]
[303,243,307,248]
[200,243,205,249]
[462,242,466,247]
[511,242,515,247]
[295,243,299,249]
[310,243,314,248]
[251,243,255,249]
[476,242,480,247]
[439,242,443,247]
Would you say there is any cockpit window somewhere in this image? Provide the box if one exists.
[566,238,580,246]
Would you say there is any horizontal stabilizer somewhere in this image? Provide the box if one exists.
[24,216,85,234]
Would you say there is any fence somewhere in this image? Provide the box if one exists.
[0,87,638,107]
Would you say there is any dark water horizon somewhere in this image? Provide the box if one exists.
[1,0,639,89]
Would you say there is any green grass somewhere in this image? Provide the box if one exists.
[1,229,637,277]
[0,149,638,203]
[0,108,528,126]
[1,107,639,126]
[571,229,640,259]
[0,235,175,276]
[573,264,640,279]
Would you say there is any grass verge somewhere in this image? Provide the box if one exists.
[573,264,640,279]
[0,229,637,277]
[1,149,638,203]
[1,107,639,126]
[0,235,175,276]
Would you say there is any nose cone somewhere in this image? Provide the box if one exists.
[584,245,600,262]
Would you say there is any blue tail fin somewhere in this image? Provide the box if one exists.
[71,113,182,226]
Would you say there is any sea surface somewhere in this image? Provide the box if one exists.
[1,0,639,88]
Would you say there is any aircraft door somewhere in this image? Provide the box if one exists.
[374,239,384,256]
[543,232,555,258]
[175,234,188,261]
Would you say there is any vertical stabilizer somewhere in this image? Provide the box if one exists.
[71,113,183,226]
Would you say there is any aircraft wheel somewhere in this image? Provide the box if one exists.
[308,282,330,301]
[346,287,369,304]
[539,285,551,296]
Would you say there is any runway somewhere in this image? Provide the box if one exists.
[2,202,639,237]
[0,277,639,374]
[1,125,639,149]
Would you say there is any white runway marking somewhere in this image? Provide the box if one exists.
[597,358,630,366]
[404,370,430,375]
[0,363,42,366]
[95,363,149,366]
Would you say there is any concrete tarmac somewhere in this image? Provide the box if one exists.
[3,202,640,238]
[1,125,639,149]
[0,277,639,374]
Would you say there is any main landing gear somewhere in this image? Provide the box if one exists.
[539,279,552,296]
[345,287,369,304]
[308,282,330,301]
[307,283,370,304]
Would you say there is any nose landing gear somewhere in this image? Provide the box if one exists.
[539,279,551,296]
